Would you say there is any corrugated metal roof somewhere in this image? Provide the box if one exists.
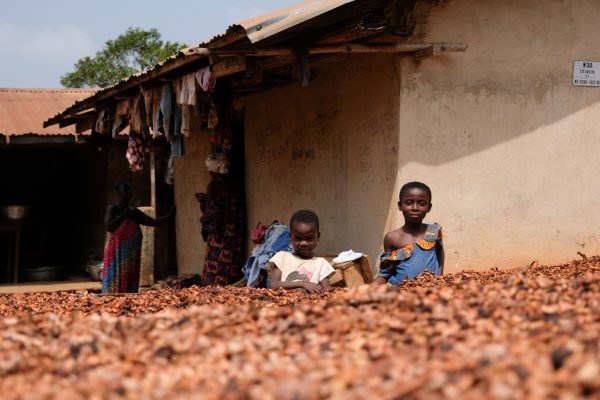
[234,0,356,44]
[200,0,356,46]
[46,0,381,127]
[47,0,359,127]
[1,88,97,137]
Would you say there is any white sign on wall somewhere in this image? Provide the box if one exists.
[573,60,600,87]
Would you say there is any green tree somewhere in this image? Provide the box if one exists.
[61,28,185,88]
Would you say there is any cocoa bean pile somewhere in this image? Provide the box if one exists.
[0,285,332,318]
[0,257,599,399]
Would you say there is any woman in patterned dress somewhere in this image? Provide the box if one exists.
[102,183,174,294]
[197,154,245,286]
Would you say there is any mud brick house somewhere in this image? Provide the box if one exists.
[46,0,600,275]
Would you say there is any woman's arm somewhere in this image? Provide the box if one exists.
[133,206,175,227]
[104,205,131,232]
[268,263,323,293]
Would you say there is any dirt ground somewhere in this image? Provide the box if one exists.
[0,257,599,399]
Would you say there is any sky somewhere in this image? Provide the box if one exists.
[0,0,299,88]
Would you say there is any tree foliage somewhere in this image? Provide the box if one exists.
[61,28,185,88]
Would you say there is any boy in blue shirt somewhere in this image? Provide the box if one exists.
[373,182,444,285]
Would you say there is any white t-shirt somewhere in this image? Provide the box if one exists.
[269,252,335,284]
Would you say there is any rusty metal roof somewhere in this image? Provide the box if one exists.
[1,88,97,137]
[211,0,356,45]
[45,0,365,128]
[46,0,469,130]
[49,0,473,133]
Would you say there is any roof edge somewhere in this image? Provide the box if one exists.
[235,0,356,44]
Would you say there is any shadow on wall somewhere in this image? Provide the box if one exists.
[244,54,400,265]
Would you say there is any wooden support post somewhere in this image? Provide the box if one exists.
[139,149,156,288]
[150,148,156,209]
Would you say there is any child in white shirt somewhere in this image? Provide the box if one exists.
[268,210,334,294]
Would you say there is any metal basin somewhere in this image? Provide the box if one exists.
[2,205,30,221]
[23,266,67,282]
[88,262,104,281]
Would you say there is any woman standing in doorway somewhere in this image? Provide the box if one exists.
[102,182,174,294]
[197,153,245,285]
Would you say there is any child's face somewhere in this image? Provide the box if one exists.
[290,221,320,259]
[398,188,432,224]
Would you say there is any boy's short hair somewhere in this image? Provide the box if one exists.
[399,181,432,202]
[290,209,320,231]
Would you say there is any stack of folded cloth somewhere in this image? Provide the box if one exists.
[332,250,363,264]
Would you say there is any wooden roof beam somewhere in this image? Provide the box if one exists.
[210,42,467,56]
[211,55,247,79]
[48,42,467,128]
[316,20,386,45]
[414,44,442,61]
[262,55,294,71]
[58,110,96,128]
[75,117,95,134]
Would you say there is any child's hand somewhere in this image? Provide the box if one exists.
[301,282,323,294]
